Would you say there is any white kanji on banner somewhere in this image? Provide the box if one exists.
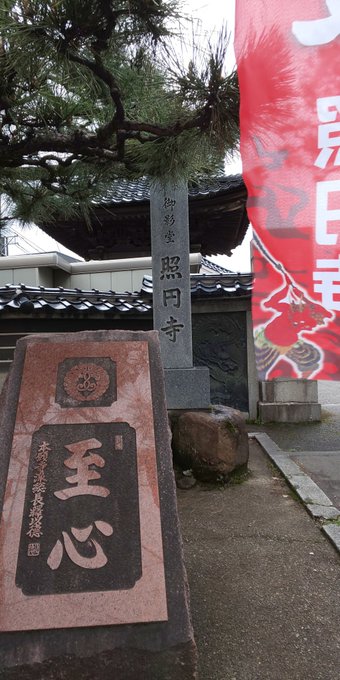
[313,256,340,310]
[315,96,340,169]
[316,180,340,245]
[292,0,340,46]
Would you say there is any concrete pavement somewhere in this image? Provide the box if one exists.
[178,439,340,680]
[248,380,340,553]
[289,450,340,508]
[177,380,340,678]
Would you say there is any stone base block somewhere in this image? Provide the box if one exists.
[164,367,210,410]
[170,405,249,481]
[258,401,321,423]
[0,642,198,680]
[260,379,318,403]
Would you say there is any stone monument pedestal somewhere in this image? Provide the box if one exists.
[165,367,210,409]
[258,378,321,423]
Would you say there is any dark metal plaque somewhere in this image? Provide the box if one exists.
[16,422,141,596]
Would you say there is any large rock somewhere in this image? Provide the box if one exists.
[171,405,249,481]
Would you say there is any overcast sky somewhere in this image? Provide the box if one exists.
[180,1,250,272]
[8,0,251,271]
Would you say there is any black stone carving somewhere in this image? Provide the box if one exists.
[16,422,141,595]
[193,312,249,412]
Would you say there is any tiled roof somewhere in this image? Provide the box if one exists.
[190,274,252,297]
[142,274,252,298]
[0,274,252,315]
[98,174,245,205]
[0,285,152,314]
[39,174,248,260]
[200,257,233,275]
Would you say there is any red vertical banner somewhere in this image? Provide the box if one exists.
[235,1,340,380]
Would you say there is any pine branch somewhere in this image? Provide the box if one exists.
[0,1,240,225]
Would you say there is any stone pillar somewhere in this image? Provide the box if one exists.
[150,179,210,409]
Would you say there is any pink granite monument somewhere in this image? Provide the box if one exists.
[0,330,197,679]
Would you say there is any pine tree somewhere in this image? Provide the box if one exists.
[0,1,239,227]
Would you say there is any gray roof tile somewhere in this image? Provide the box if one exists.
[98,174,245,205]
[0,274,252,316]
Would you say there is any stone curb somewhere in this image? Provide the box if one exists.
[249,432,340,555]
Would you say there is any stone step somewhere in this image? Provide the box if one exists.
[260,379,318,403]
[0,359,12,370]
[0,347,15,361]
[258,401,321,423]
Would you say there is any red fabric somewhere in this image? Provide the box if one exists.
[235,0,340,380]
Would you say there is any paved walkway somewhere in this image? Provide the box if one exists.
[248,380,340,552]
[178,440,340,680]
[178,380,340,679]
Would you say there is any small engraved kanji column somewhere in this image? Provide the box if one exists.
[150,179,192,369]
